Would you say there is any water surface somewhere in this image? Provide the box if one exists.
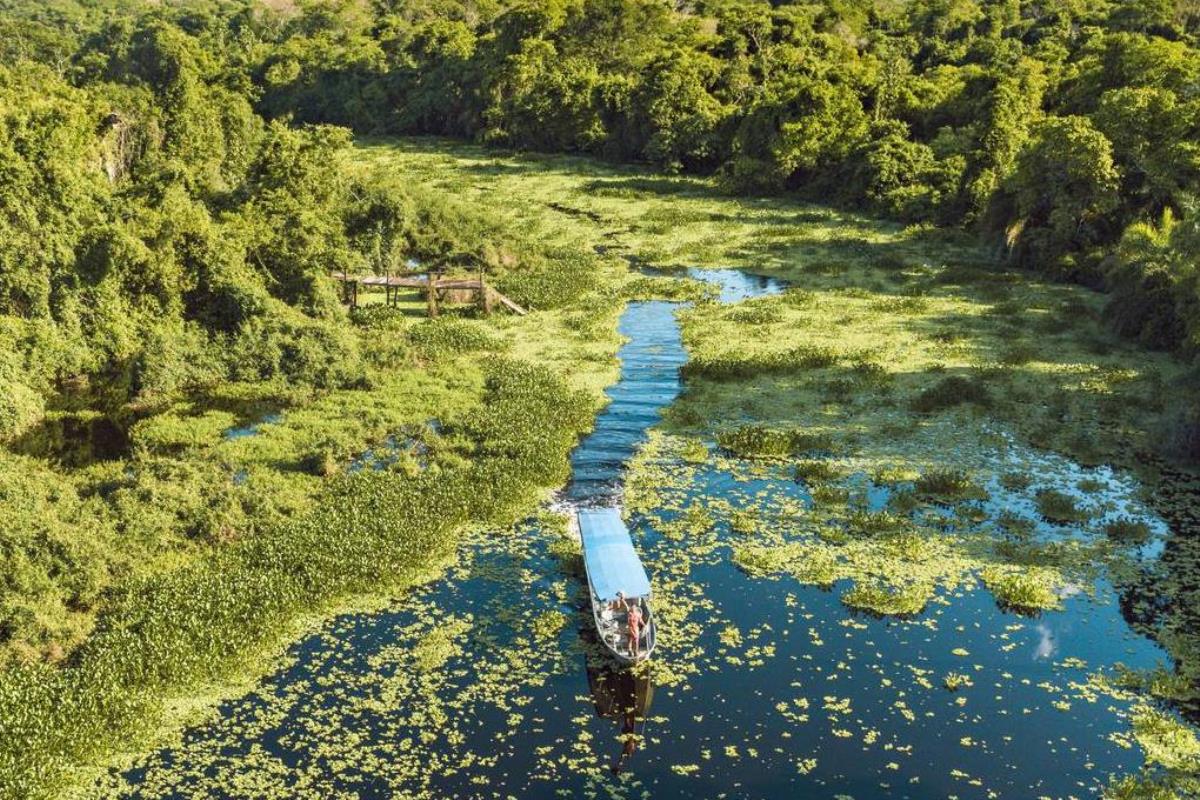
[120,269,1175,799]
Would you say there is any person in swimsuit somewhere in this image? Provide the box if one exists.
[627,601,643,658]
[610,591,626,613]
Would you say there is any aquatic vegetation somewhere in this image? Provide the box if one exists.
[409,318,505,357]
[716,425,831,459]
[943,672,973,691]
[684,344,843,379]
[793,459,845,483]
[910,375,992,413]
[847,510,913,538]
[1105,517,1153,544]
[495,248,599,309]
[679,438,708,463]
[999,471,1034,492]
[842,580,932,616]
[0,353,610,796]
[811,485,851,506]
[1035,488,1092,525]
[979,566,1062,613]
[621,275,716,303]
[7,135,1196,800]
[733,542,839,587]
[915,469,986,502]
[1130,704,1200,772]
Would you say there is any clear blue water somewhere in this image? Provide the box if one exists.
[223,413,283,440]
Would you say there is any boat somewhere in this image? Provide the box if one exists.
[576,507,657,663]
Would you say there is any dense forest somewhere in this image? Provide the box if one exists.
[3,0,1200,454]
[2,0,1200,797]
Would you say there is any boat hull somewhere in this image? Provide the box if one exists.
[588,584,656,664]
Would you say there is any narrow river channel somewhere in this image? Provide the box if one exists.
[121,269,1173,799]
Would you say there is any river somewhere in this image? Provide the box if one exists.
[120,269,1174,799]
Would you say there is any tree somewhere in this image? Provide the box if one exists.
[1002,115,1121,267]
[727,74,869,191]
[1093,86,1200,215]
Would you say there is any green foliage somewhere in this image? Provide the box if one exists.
[0,359,595,798]
[979,566,1061,612]
[910,375,991,413]
[915,468,986,501]
[409,318,504,357]
[793,459,845,483]
[129,409,237,453]
[1034,488,1091,524]
[496,249,598,309]
[1001,116,1121,268]
[229,309,365,390]
[685,345,841,379]
[717,425,831,459]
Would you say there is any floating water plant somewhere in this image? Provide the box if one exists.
[915,469,986,501]
[716,425,831,459]
[794,459,845,483]
[910,375,991,413]
[1035,488,1092,525]
[842,580,932,616]
[979,567,1061,613]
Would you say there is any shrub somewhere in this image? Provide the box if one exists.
[129,409,238,453]
[1034,488,1091,524]
[409,318,504,357]
[717,424,831,459]
[793,459,844,483]
[910,375,991,413]
[0,360,595,797]
[915,468,986,501]
[230,309,365,389]
[0,377,44,441]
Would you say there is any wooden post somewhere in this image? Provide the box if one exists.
[478,266,492,315]
[426,271,439,318]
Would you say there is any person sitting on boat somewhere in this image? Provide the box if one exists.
[627,601,643,658]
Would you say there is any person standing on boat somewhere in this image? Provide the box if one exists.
[627,601,643,658]
[611,591,627,614]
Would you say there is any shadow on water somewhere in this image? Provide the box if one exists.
[11,412,131,467]
[581,628,654,776]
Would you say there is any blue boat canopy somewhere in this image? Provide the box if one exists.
[579,508,652,601]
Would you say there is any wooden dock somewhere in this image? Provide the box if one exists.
[332,270,527,317]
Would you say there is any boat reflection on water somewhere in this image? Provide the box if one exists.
[584,653,654,774]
